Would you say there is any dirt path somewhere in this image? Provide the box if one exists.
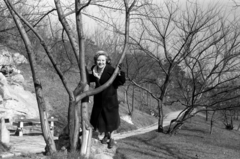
[90,110,185,159]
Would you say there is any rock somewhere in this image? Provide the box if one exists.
[0,46,27,67]
[0,65,14,76]
[12,52,28,65]
[10,74,25,85]
[0,50,13,68]
[0,47,41,126]
[5,84,39,119]
[0,72,39,121]
[0,73,12,101]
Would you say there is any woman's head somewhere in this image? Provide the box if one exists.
[94,51,111,68]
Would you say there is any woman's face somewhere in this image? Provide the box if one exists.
[96,55,107,69]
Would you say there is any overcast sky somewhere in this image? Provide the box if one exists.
[36,0,240,37]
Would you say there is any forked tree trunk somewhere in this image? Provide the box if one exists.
[54,0,81,150]
[75,0,92,156]
[4,0,56,154]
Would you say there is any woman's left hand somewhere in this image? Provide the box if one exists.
[118,64,122,76]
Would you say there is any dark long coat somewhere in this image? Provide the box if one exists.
[89,64,125,133]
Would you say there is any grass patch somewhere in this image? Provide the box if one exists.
[114,116,240,159]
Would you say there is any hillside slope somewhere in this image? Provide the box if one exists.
[18,63,160,134]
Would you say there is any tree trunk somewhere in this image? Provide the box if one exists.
[124,89,127,104]
[75,0,92,156]
[168,107,194,135]
[130,85,135,116]
[157,100,164,132]
[209,111,216,134]
[4,0,56,154]
[68,99,76,150]
[126,86,131,113]
[147,84,150,107]
[205,106,208,121]
[80,98,92,158]
[141,89,144,111]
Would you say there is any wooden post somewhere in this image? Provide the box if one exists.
[18,117,24,137]
[50,116,54,136]
[0,118,10,144]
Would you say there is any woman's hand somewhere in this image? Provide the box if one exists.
[118,63,122,76]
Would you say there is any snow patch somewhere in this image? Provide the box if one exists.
[120,115,133,125]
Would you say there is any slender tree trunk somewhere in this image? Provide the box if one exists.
[124,88,127,104]
[68,99,76,150]
[126,86,131,113]
[130,85,135,116]
[209,111,216,134]
[141,89,144,111]
[54,0,82,151]
[147,84,150,107]
[168,107,194,135]
[4,0,56,154]
[157,99,164,132]
[205,106,208,121]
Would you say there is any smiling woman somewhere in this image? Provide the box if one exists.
[89,50,126,149]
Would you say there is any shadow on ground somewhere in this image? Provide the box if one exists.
[113,116,240,159]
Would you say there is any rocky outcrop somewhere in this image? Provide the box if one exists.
[0,46,39,122]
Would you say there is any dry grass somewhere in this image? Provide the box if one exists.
[114,116,240,159]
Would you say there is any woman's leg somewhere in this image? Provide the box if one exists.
[101,131,115,149]
[101,131,109,144]
[108,131,114,149]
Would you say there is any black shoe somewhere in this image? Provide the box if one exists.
[101,136,108,144]
[108,138,114,149]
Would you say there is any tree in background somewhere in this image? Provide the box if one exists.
[166,2,240,134]
[123,49,156,116]
[123,0,240,134]
[127,1,194,132]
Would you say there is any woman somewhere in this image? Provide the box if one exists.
[89,51,125,149]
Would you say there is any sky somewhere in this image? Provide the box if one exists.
[26,0,240,38]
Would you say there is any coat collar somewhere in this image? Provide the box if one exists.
[99,64,111,83]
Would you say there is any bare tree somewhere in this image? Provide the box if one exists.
[4,0,57,153]
[128,1,188,132]
[166,3,240,134]
[123,50,154,116]
[124,1,240,134]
